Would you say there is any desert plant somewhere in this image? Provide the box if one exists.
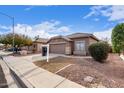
[88,42,109,62]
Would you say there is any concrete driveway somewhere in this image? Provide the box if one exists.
[16,53,64,62]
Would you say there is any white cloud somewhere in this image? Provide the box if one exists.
[0,25,10,30]
[0,31,2,34]
[24,6,50,11]
[57,26,70,32]
[0,20,71,39]
[94,18,99,21]
[83,11,95,19]
[118,20,124,24]
[0,25,10,35]
[24,6,34,11]
[83,5,110,19]
[93,28,112,44]
[83,5,124,21]
[108,6,124,21]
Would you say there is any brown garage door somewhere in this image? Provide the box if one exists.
[50,44,65,54]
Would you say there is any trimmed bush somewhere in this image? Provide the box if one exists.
[88,42,109,62]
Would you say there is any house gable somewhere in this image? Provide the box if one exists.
[48,38,67,44]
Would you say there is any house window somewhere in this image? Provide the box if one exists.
[75,41,85,51]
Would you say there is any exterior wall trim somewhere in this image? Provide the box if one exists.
[49,42,67,44]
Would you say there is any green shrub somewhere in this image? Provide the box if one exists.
[88,42,109,62]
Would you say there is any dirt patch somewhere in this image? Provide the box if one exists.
[34,54,124,88]
[0,65,8,88]
[34,57,73,73]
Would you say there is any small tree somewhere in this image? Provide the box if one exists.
[1,33,32,49]
[111,23,124,55]
[89,42,109,62]
[23,36,32,50]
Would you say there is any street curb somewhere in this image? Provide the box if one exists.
[0,59,18,88]
[3,57,34,88]
[9,66,34,88]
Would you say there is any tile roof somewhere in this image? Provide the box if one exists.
[47,35,72,42]
[66,33,99,41]
[33,33,99,43]
[33,38,48,43]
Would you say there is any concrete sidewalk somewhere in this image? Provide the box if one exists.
[3,56,84,88]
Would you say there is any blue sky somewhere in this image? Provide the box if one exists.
[0,5,124,41]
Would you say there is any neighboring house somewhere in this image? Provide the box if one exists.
[32,38,48,53]
[0,43,5,50]
[47,33,99,55]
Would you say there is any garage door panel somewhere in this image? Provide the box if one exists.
[50,44,65,54]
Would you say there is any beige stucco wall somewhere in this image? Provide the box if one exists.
[47,37,98,55]
[32,42,44,53]
[71,37,89,55]
[89,38,98,45]
[37,43,42,52]
[71,37,98,55]
[65,42,72,55]
[86,37,98,55]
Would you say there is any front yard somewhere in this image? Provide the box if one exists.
[33,54,124,88]
[33,57,73,73]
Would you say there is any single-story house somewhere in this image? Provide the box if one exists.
[32,38,48,53]
[47,33,99,55]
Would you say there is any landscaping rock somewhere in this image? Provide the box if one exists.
[20,50,27,56]
[91,82,106,88]
[97,84,106,88]
[91,83,98,88]
[84,76,94,83]
[97,82,106,88]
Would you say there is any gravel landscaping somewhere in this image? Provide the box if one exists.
[0,64,8,88]
[34,53,124,88]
